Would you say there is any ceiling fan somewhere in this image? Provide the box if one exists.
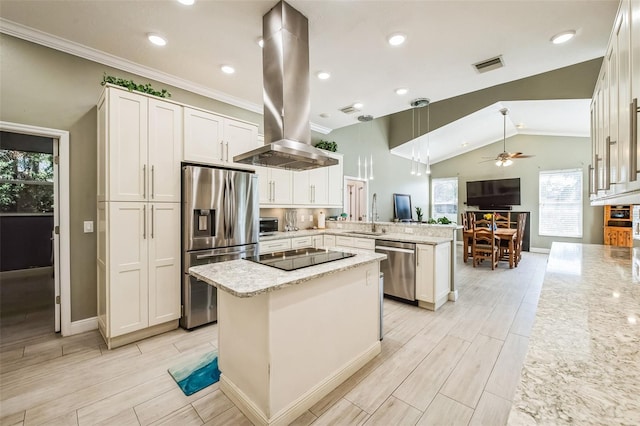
[483,107,534,167]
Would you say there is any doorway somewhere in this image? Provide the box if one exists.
[0,121,70,339]
[344,176,368,222]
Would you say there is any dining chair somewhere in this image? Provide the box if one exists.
[461,212,474,262]
[494,212,510,228]
[514,213,527,266]
[472,218,500,269]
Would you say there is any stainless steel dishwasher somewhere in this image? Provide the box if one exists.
[375,240,416,302]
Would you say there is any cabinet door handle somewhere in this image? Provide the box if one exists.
[604,136,611,190]
[143,204,147,239]
[151,165,155,199]
[588,164,595,195]
[143,165,147,199]
[272,181,275,202]
[594,155,600,191]
[631,98,638,181]
[226,142,229,162]
[416,247,420,266]
[151,205,155,239]
[220,141,224,161]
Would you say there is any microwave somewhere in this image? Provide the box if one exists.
[259,217,279,235]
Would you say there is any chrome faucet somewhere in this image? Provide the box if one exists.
[371,193,377,232]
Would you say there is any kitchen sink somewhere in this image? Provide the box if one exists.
[346,231,385,236]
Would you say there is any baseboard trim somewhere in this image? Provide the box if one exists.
[0,266,52,279]
[221,341,381,426]
[69,316,98,335]
[530,247,551,254]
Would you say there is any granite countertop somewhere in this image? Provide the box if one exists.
[509,242,640,424]
[259,229,452,245]
[189,248,386,298]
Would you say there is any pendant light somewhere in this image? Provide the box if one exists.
[357,115,374,180]
[410,108,416,175]
[410,98,431,177]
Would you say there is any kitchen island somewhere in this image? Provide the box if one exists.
[190,249,386,426]
[509,242,640,424]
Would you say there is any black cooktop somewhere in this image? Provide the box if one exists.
[249,248,355,271]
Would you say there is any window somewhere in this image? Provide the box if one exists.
[431,177,458,223]
[539,168,582,237]
[0,150,54,213]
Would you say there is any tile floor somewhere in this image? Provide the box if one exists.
[0,251,548,425]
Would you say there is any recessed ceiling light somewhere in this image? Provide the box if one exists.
[516,123,525,129]
[257,37,264,48]
[551,30,576,44]
[388,33,406,46]
[395,88,408,95]
[221,65,235,74]
[317,71,331,80]
[147,33,167,46]
[461,142,469,147]
[319,113,330,118]
[177,0,195,5]
[353,102,363,109]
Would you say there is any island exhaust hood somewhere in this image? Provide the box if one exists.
[233,1,338,171]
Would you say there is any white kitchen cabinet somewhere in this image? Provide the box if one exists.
[312,235,324,248]
[415,243,451,311]
[97,87,182,203]
[183,107,258,169]
[260,239,292,254]
[97,202,180,347]
[590,0,640,203]
[335,235,375,251]
[291,236,313,249]
[323,235,336,248]
[328,159,344,206]
[293,168,328,205]
[257,166,293,205]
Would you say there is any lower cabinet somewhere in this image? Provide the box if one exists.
[291,236,313,249]
[312,235,324,248]
[259,238,292,254]
[323,235,336,248]
[604,226,633,247]
[334,235,375,251]
[415,243,451,311]
[97,201,180,348]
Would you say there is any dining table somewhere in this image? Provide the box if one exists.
[463,227,518,268]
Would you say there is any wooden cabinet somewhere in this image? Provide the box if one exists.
[97,202,180,347]
[97,87,182,203]
[257,166,293,205]
[183,107,258,169]
[603,205,633,247]
[415,242,451,311]
[590,0,640,202]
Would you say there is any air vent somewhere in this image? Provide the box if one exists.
[339,105,360,114]
[473,55,504,73]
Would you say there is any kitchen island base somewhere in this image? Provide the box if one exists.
[216,262,381,426]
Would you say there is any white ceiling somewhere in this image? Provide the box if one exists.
[390,99,592,164]
[0,0,615,157]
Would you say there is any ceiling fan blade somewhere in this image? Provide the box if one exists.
[510,152,535,158]
[479,158,498,163]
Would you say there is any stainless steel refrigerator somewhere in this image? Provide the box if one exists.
[181,165,259,329]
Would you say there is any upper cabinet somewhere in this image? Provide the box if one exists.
[97,87,182,203]
[591,0,640,204]
[291,152,343,207]
[183,107,258,169]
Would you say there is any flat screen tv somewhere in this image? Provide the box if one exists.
[466,178,521,209]
[393,193,412,222]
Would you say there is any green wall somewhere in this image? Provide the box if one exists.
[430,134,604,249]
[314,117,430,222]
[0,34,263,321]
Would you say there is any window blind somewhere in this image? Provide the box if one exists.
[539,168,583,238]
[431,177,458,223]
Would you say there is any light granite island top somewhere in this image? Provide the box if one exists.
[509,242,640,425]
[189,248,386,297]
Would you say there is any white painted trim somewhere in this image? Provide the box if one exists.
[0,121,71,336]
[0,18,333,136]
[69,316,98,335]
[220,341,381,426]
[530,247,551,254]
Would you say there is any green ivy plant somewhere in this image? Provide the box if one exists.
[415,207,423,222]
[101,73,171,98]
[437,217,452,224]
[314,140,337,152]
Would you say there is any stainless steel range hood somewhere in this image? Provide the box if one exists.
[234,1,337,171]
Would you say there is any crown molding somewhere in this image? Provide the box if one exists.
[0,17,333,135]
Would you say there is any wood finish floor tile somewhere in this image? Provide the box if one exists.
[393,335,469,410]
[289,409,317,426]
[509,304,538,337]
[0,411,25,426]
[149,405,203,426]
[134,383,217,425]
[484,333,530,401]
[440,334,503,408]
[478,302,520,341]
[468,391,512,425]
[93,408,140,426]
[417,393,474,426]
[364,396,421,425]
[202,406,251,426]
[191,389,234,423]
[312,398,369,426]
